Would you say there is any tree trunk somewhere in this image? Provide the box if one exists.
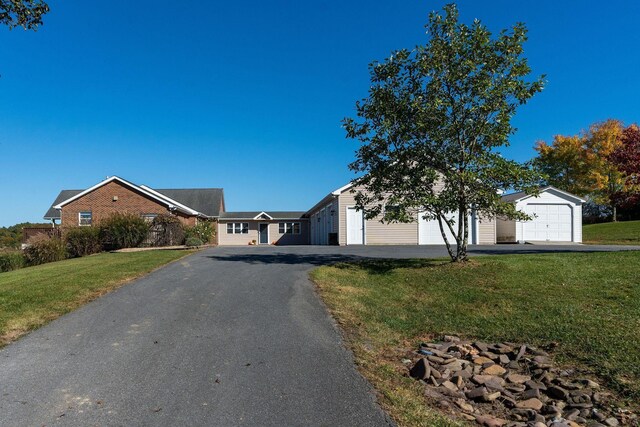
[436,214,456,261]
[612,205,617,222]
[455,207,468,262]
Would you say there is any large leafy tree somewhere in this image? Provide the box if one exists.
[610,124,640,209]
[534,119,624,220]
[343,4,544,262]
[0,0,49,30]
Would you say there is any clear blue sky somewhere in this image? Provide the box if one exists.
[1,0,639,226]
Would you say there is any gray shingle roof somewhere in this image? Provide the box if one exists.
[155,188,224,217]
[43,187,224,220]
[44,190,83,219]
[219,211,307,220]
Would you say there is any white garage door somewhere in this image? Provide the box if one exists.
[419,212,475,245]
[523,204,572,242]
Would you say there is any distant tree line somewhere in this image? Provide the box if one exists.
[0,223,50,249]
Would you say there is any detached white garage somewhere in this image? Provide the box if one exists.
[496,186,585,243]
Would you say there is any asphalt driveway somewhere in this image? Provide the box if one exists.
[1,243,638,426]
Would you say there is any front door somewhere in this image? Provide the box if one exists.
[259,223,269,244]
[346,207,364,245]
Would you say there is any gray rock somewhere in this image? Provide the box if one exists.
[409,358,430,380]
[521,388,540,399]
[546,385,569,400]
[603,418,619,427]
[466,386,488,400]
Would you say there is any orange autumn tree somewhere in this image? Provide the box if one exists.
[534,119,625,221]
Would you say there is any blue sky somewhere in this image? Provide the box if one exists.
[1,0,639,226]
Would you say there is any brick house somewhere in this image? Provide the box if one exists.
[44,176,225,228]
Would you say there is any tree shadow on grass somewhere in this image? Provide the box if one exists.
[205,253,445,274]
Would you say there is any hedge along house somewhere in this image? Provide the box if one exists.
[496,186,585,243]
[44,176,224,229]
[305,182,497,246]
[217,212,309,245]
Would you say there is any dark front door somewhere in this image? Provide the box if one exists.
[259,223,269,244]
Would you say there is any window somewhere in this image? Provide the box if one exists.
[279,222,300,234]
[227,222,249,234]
[79,211,92,226]
[142,214,157,223]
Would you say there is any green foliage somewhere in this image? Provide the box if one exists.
[185,237,203,247]
[99,213,150,250]
[64,227,102,258]
[0,0,49,30]
[185,220,214,244]
[23,235,66,266]
[0,251,24,272]
[343,4,544,262]
[0,222,50,249]
[148,214,185,247]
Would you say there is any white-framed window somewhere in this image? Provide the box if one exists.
[79,211,92,226]
[227,222,249,234]
[279,222,301,234]
[142,214,157,223]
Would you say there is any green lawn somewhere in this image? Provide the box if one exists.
[0,250,193,346]
[583,220,640,245]
[311,252,640,427]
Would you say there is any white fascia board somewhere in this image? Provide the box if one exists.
[54,176,180,213]
[139,185,201,215]
[331,182,354,195]
[253,211,273,220]
[515,186,586,204]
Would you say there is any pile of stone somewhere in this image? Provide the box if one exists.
[405,336,634,427]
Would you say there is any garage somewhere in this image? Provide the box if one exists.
[497,186,585,243]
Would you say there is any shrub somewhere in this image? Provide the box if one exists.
[23,234,66,266]
[99,212,150,250]
[148,214,185,247]
[185,220,214,244]
[0,250,25,272]
[64,226,102,258]
[185,237,203,247]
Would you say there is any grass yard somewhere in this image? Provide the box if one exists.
[0,250,193,346]
[311,252,640,427]
[583,220,640,245]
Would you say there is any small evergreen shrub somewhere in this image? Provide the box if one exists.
[65,226,102,258]
[185,237,203,247]
[185,220,214,244]
[99,213,150,250]
[0,251,25,272]
[148,214,185,247]
[23,234,66,266]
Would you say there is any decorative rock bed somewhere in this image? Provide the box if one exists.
[405,336,637,427]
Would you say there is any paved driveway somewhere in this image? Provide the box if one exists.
[1,244,638,426]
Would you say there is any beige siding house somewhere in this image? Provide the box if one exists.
[218,212,309,246]
[305,183,497,246]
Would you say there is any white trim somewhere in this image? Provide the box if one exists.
[331,182,354,196]
[253,211,274,220]
[508,186,586,204]
[139,185,201,216]
[54,176,185,213]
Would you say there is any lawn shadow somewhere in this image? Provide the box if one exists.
[333,258,447,275]
[205,253,366,267]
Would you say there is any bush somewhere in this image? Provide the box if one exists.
[185,220,214,244]
[147,214,185,247]
[99,213,150,250]
[185,237,203,247]
[23,235,66,266]
[64,226,102,258]
[0,250,25,272]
